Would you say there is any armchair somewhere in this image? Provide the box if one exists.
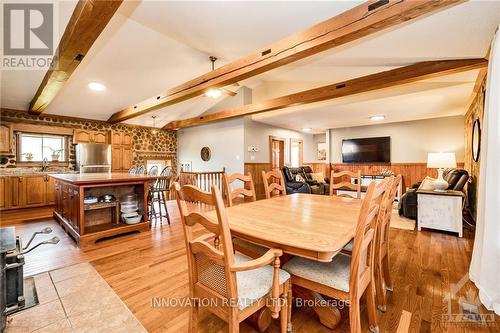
[281,167,311,194]
[301,166,329,194]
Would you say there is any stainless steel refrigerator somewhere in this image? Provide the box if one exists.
[75,143,112,173]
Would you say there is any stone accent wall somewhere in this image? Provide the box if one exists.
[464,78,486,221]
[0,109,177,173]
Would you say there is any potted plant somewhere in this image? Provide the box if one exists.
[45,147,64,162]
[22,152,34,161]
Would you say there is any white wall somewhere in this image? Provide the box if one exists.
[244,118,318,164]
[177,118,245,174]
[329,116,465,163]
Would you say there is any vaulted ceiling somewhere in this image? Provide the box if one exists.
[1,1,499,131]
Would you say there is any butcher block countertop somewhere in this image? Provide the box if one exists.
[49,173,164,185]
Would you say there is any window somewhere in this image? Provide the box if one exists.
[17,133,67,162]
[290,138,303,167]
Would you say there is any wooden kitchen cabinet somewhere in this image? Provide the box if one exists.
[45,176,56,205]
[111,146,123,171]
[111,131,133,172]
[0,123,13,153]
[7,177,24,209]
[73,129,108,144]
[24,175,46,207]
[0,175,58,210]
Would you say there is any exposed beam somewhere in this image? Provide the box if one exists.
[164,58,488,129]
[29,0,123,114]
[108,0,464,123]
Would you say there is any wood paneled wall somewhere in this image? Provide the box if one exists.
[247,162,465,197]
[464,76,486,220]
[244,163,271,199]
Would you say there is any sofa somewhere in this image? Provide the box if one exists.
[282,166,329,195]
[281,167,311,194]
[399,168,469,220]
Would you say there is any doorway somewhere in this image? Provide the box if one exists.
[290,138,303,167]
[269,136,285,169]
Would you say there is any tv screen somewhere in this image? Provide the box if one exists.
[342,136,391,163]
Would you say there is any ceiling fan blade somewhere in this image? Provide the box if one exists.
[226,82,240,88]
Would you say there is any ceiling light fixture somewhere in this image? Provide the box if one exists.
[205,88,222,98]
[151,115,158,134]
[369,115,385,121]
[88,82,106,91]
[302,128,312,132]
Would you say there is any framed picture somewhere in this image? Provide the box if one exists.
[180,161,192,172]
[317,142,327,161]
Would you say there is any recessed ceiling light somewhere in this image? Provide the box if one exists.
[369,115,385,121]
[205,88,222,98]
[88,82,106,91]
[302,128,312,132]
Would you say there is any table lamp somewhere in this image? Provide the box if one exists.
[427,152,457,191]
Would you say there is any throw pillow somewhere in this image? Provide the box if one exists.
[310,173,325,183]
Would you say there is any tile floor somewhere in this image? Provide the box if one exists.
[5,263,146,333]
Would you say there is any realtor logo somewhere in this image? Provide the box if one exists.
[2,2,57,69]
[3,3,53,55]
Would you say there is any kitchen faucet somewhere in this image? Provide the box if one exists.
[41,158,48,172]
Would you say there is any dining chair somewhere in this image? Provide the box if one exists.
[148,166,173,226]
[173,182,292,333]
[329,170,362,199]
[283,179,389,333]
[374,175,401,312]
[341,175,401,312]
[262,169,286,199]
[223,172,257,207]
[223,172,268,259]
[148,165,159,176]
[128,165,137,175]
[136,165,145,175]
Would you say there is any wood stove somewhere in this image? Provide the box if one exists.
[1,227,59,332]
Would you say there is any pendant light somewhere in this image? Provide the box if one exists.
[151,115,158,134]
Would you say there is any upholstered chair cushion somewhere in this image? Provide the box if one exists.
[235,255,290,309]
[283,253,351,292]
[233,238,268,256]
[343,240,353,252]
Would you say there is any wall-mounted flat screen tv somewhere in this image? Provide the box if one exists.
[342,136,391,163]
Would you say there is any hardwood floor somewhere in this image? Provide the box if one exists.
[4,202,499,332]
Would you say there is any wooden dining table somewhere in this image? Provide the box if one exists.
[205,193,363,330]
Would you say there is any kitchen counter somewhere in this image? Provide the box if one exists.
[49,173,164,249]
[49,172,162,185]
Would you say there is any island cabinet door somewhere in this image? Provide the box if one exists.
[0,177,6,210]
[54,181,63,214]
[24,176,47,207]
[70,188,80,232]
[62,184,71,221]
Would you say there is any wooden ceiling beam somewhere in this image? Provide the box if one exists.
[108,0,464,123]
[163,58,488,130]
[29,0,123,114]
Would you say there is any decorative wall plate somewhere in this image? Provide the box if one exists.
[472,119,481,162]
[201,147,211,162]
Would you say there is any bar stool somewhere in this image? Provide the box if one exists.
[148,166,172,226]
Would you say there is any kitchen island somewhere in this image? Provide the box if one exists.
[50,173,162,249]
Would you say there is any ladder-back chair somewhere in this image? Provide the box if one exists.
[329,170,362,199]
[173,182,291,333]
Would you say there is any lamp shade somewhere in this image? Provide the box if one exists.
[427,152,457,169]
